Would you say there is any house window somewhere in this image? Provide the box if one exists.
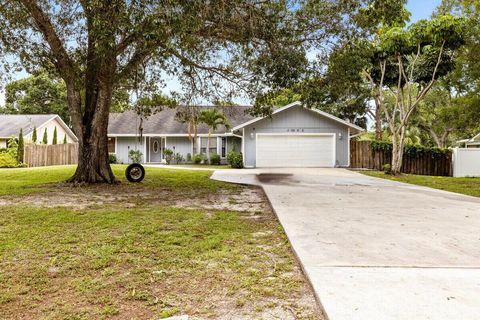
[108,137,116,153]
[221,137,226,158]
[153,140,159,153]
[200,137,217,154]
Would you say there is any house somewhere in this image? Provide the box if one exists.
[456,132,480,148]
[0,114,77,148]
[107,101,364,167]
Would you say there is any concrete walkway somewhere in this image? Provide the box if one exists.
[211,168,480,320]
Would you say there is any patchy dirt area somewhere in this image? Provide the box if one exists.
[0,183,270,213]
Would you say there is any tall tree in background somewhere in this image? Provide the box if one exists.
[1,1,333,183]
[1,70,132,125]
[363,15,466,174]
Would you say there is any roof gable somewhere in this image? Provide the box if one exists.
[0,114,57,138]
[231,101,364,133]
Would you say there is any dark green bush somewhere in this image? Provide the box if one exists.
[108,153,117,164]
[210,154,221,165]
[227,150,243,168]
[186,153,192,162]
[193,153,204,164]
[174,153,184,164]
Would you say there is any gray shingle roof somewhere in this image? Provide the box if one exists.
[108,106,255,135]
[0,114,57,138]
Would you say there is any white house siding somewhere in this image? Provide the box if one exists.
[0,139,7,149]
[115,137,146,164]
[243,105,350,168]
[165,136,192,162]
[35,118,76,144]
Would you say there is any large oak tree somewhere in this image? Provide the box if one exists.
[0,0,338,183]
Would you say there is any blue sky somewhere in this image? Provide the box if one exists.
[0,0,442,106]
[408,0,442,22]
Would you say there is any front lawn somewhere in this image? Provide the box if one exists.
[0,165,321,319]
[361,171,480,198]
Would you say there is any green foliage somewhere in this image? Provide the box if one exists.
[42,128,48,144]
[6,137,18,159]
[17,129,24,164]
[32,126,37,144]
[52,127,58,145]
[0,153,18,168]
[210,154,221,165]
[186,153,192,162]
[370,140,451,158]
[193,153,204,165]
[163,148,174,165]
[198,109,230,133]
[63,134,67,144]
[227,151,243,169]
[174,153,184,164]
[128,150,143,164]
[108,154,118,164]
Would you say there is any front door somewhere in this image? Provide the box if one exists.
[150,137,162,162]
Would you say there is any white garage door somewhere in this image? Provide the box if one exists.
[256,134,335,167]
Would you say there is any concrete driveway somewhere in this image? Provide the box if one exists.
[211,168,480,320]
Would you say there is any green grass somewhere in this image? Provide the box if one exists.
[0,165,320,319]
[361,171,480,198]
[0,164,234,197]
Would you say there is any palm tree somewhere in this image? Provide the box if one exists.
[198,109,230,163]
[176,106,199,148]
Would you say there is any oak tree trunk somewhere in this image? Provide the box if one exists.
[67,77,117,184]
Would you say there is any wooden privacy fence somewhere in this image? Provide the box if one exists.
[24,143,78,167]
[350,140,453,176]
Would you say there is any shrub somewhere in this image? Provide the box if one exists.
[7,137,18,160]
[0,153,18,168]
[383,163,392,175]
[186,153,192,162]
[17,128,24,164]
[108,153,118,164]
[210,153,221,165]
[227,150,243,168]
[164,148,174,164]
[174,152,184,164]
[128,149,143,163]
[193,153,204,164]
[42,128,48,144]
[52,127,58,145]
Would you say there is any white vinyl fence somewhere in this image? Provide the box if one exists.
[452,148,480,177]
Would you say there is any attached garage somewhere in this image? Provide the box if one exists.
[256,134,335,167]
[232,101,364,168]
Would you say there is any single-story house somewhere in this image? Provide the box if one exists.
[107,101,364,167]
[0,114,77,148]
[456,132,480,148]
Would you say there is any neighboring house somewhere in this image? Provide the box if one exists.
[108,101,364,167]
[456,132,480,148]
[0,114,77,148]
